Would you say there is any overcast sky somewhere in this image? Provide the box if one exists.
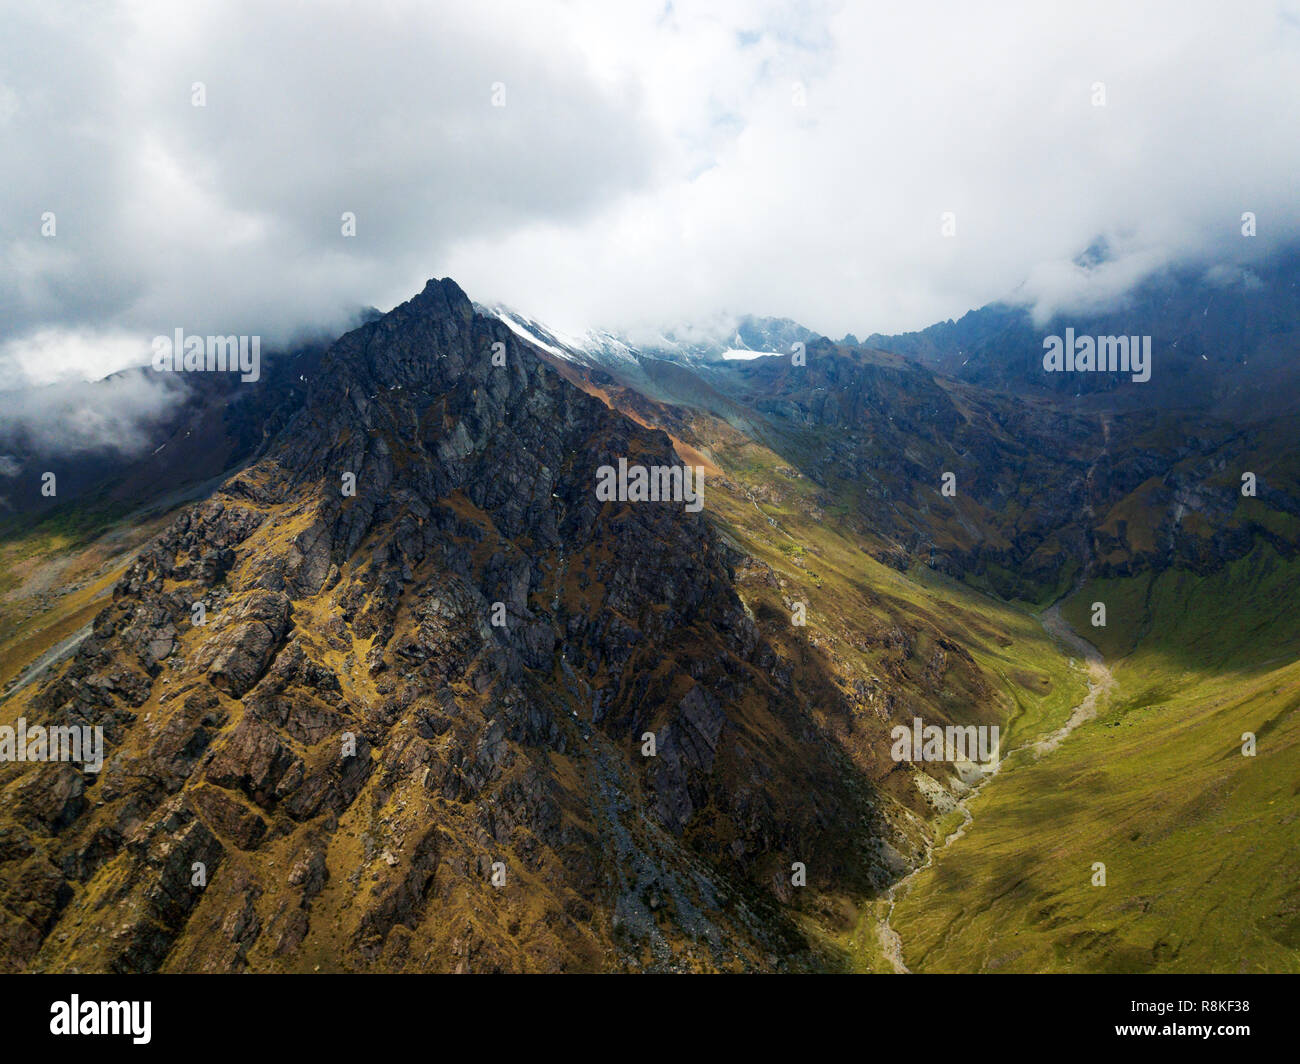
[3,0,1300,390]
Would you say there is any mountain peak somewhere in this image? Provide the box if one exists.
[402,276,475,323]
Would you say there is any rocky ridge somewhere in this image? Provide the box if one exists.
[0,279,891,972]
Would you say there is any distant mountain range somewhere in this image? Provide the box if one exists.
[867,246,1300,422]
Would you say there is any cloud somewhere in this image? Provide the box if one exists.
[0,0,663,367]
[442,0,1300,336]
[0,371,185,456]
[0,328,152,389]
[2,0,1299,375]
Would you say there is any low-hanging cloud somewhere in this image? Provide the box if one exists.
[0,370,186,457]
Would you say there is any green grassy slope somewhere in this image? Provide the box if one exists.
[887,544,1300,972]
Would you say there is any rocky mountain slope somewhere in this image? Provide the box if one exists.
[1,279,911,972]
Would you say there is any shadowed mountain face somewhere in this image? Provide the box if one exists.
[0,279,896,973]
[722,342,1300,584]
[686,342,1102,594]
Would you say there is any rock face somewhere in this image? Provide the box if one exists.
[631,339,1300,599]
[699,340,1102,594]
[0,278,885,973]
[652,686,726,833]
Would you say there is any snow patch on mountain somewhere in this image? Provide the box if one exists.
[480,302,821,373]
[483,304,640,367]
[721,349,780,361]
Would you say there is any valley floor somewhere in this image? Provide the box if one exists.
[878,603,1116,972]
[874,556,1300,974]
